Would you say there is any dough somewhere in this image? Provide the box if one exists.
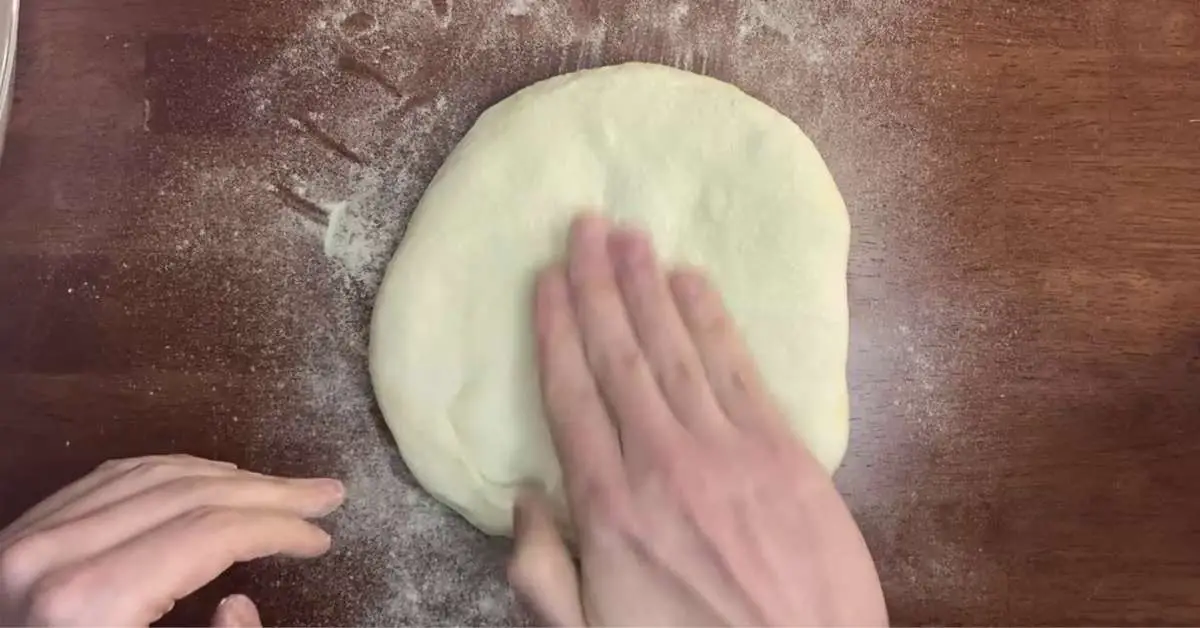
[370,63,850,536]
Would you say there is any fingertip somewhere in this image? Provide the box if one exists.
[212,594,262,628]
[311,526,335,555]
[281,521,334,559]
[320,488,347,517]
[283,478,346,518]
[507,491,554,590]
[321,478,347,503]
[296,477,345,495]
[570,212,611,247]
[571,209,608,228]
[217,593,247,608]
[506,491,585,627]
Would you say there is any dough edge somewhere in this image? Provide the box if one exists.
[369,62,850,535]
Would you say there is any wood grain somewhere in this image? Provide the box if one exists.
[1,0,1199,625]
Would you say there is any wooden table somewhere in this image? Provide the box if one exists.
[2,0,1198,625]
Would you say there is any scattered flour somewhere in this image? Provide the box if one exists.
[503,0,534,17]
[154,0,975,623]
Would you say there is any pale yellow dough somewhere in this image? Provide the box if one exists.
[370,62,850,535]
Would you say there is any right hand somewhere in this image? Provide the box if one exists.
[508,215,887,626]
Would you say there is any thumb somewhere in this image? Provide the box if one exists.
[211,594,263,627]
[508,488,585,626]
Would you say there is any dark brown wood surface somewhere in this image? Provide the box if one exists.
[2,0,1199,625]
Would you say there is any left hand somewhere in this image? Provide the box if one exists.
[0,454,345,626]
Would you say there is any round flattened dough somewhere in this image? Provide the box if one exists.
[370,62,850,536]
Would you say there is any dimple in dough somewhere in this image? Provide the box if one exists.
[370,62,850,536]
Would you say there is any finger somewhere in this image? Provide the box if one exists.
[566,215,684,459]
[211,594,263,628]
[535,265,627,519]
[64,508,334,626]
[6,476,344,595]
[669,269,788,434]
[508,489,585,627]
[608,228,729,434]
[2,455,238,540]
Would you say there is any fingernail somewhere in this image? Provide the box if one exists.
[300,478,345,496]
[217,594,248,613]
[321,479,346,496]
[217,594,258,626]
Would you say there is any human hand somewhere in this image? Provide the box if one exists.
[0,454,345,626]
[508,215,887,626]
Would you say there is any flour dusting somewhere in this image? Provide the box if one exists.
[503,0,534,17]
[159,0,954,623]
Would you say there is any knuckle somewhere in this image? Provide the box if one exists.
[725,368,769,405]
[187,505,239,530]
[657,359,700,393]
[97,455,143,473]
[546,378,596,411]
[124,458,186,484]
[641,450,701,499]
[660,460,696,495]
[25,569,91,625]
[159,476,236,510]
[186,504,249,537]
[598,346,646,380]
[699,310,731,339]
[575,276,615,306]
[163,474,219,496]
[674,271,712,305]
[183,507,258,560]
[578,479,632,530]
[752,412,793,445]
[618,348,644,371]
[0,534,51,587]
[568,382,598,407]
